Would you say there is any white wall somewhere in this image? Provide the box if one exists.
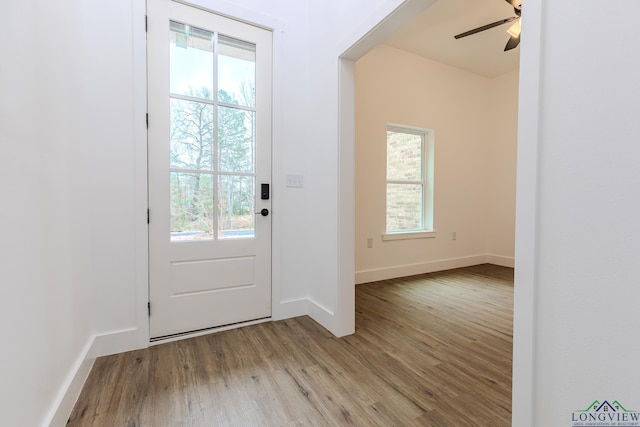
[512,1,640,425]
[355,45,518,283]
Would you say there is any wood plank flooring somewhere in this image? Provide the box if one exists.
[68,264,513,426]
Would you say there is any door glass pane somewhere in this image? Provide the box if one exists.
[387,131,422,181]
[218,106,255,173]
[171,172,214,241]
[218,35,255,107]
[170,21,214,100]
[386,183,423,232]
[218,175,254,239]
[170,99,214,170]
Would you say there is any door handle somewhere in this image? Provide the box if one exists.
[255,208,269,217]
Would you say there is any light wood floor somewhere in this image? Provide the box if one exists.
[68,264,513,426]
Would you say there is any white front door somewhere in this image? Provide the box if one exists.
[147,0,272,339]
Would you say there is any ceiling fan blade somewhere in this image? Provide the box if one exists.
[504,0,522,9]
[454,16,518,39]
[504,34,520,51]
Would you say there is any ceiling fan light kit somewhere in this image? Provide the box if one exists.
[454,0,522,51]
[507,18,521,38]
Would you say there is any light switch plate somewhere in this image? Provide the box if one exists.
[285,174,304,188]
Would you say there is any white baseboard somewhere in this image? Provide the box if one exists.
[307,298,336,334]
[46,337,95,427]
[272,298,309,320]
[90,327,147,358]
[355,254,514,284]
[274,298,342,337]
[46,327,148,427]
[485,254,515,268]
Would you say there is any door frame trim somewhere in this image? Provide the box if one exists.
[133,0,150,348]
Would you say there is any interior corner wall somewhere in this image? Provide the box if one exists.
[487,69,519,265]
[2,2,95,426]
[1,0,143,425]
[355,44,518,283]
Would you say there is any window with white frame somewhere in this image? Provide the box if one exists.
[385,125,434,238]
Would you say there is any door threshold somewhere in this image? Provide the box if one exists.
[150,316,272,345]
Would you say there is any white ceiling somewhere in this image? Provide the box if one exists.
[383,0,521,78]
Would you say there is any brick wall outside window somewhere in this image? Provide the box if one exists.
[386,129,425,232]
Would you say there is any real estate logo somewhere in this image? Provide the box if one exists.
[571,400,640,426]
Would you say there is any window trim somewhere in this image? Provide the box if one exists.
[385,124,434,237]
[382,230,437,241]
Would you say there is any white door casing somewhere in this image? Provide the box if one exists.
[148,0,272,339]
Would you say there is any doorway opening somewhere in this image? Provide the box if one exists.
[338,0,539,424]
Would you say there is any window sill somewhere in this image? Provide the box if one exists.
[382,231,437,241]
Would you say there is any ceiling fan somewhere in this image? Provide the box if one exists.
[454,0,522,51]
